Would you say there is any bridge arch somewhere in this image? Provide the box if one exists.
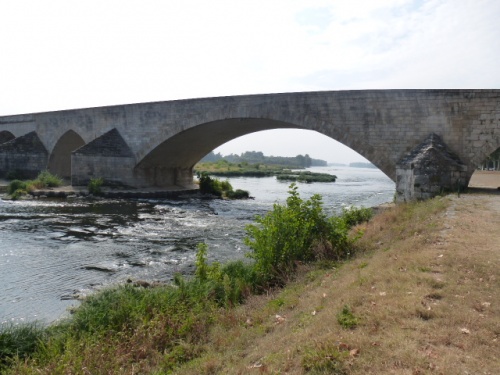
[0,131,15,144]
[134,117,384,187]
[48,130,85,180]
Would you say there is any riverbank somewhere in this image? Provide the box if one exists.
[0,179,199,199]
[3,192,498,373]
[169,192,498,374]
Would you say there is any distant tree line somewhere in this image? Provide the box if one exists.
[201,151,327,168]
[349,162,376,169]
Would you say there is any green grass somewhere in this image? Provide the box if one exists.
[7,171,64,200]
[87,177,104,195]
[0,322,46,371]
[337,305,358,329]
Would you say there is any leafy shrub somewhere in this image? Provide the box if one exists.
[88,177,104,195]
[198,172,224,197]
[36,170,63,188]
[197,172,248,199]
[7,180,28,195]
[226,189,250,199]
[341,205,373,227]
[7,171,63,199]
[244,183,356,285]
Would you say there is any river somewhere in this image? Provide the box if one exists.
[0,166,394,326]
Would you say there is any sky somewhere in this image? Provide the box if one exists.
[1,0,499,164]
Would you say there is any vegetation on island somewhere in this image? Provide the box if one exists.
[201,150,327,168]
[195,159,337,183]
[197,172,250,199]
[6,171,64,200]
[0,184,372,373]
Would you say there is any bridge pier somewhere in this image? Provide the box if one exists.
[396,133,469,202]
[132,166,195,189]
[0,132,49,179]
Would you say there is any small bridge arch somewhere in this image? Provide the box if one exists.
[48,130,86,180]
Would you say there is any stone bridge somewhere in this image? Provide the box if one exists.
[0,89,499,200]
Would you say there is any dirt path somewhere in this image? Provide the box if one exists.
[468,170,500,189]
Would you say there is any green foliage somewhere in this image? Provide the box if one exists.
[276,171,337,183]
[7,180,28,195]
[198,172,225,197]
[340,205,373,227]
[337,305,358,329]
[88,177,104,195]
[36,170,64,188]
[194,243,255,307]
[226,189,250,199]
[197,172,249,199]
[0,322,46,370]
[244,183,358,286]
[7,171,63,199]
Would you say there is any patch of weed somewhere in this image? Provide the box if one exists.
[337,305,358,329]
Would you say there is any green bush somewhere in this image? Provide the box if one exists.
[226,189,250,199]
[198,172,224,197]
[7,180,28,195]
[341,205,373,227]
[244,183,356,285]
[36,170,63,188]
[197,172,248,199]
[88,177,104,195]
[7,171,63,199]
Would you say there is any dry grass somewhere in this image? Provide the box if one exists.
[174,195,500,374]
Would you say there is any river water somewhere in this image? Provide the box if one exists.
[0,166,394,325]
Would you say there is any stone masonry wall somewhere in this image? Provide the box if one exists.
[0,131,48,179]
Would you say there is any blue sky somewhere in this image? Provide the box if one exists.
[1,0,499,163]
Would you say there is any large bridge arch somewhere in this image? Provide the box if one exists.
[134,117,388,187]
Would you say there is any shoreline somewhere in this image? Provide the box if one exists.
[1,170,499,198]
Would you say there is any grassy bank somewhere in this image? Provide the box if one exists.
[0,184,370,374]
[2,192,498,374]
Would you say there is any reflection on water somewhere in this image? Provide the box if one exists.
[0,167,394,324]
